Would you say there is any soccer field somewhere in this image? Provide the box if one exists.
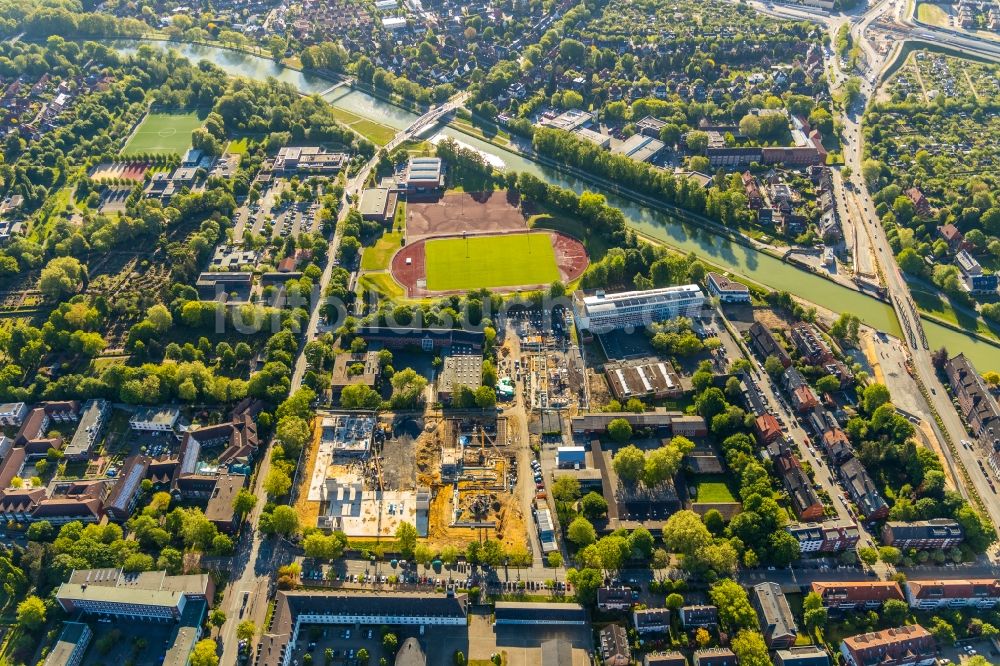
[424,233,560,291]
[123,112,204,156]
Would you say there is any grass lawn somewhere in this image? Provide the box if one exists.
[909,283,1000,343]
[693,474,737,503]
[916,2,950,26]
[225,138,250,155]
[359,272,407,301]
[424,232,559,291]
[123,112,204,156]
[361,230,403,271]
[329,106,397,145]
[529,212,609,261]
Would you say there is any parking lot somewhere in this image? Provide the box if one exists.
[288,624,468,666]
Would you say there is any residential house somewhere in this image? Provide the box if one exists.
[904,578,1000,610]
[881,519,963,550]
[937,224,969,253]
[840,625,935,666]
[810,581,904,611]
[633,608,670,634]
[597,586,633,612]
[945,353,1000,449]
[753,582,797,648]
[644,652,688,666]
[598,624,630,666]
[748,321,791,368]
[790,323,834,366]
[906,187,932,217]
[783,367,819,412]
[771,440,824,521]
[130,407,180,433]
[955,250,998,294]
[0,403,28,426]
[679,605,718,628]
[786,521,860,553]
[754,414,782,444]
[693,648,738,666]
[838,456,889,520]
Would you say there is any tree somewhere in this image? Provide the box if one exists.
[209,609,227,630]
[276,416,311,454]
[612,445,645,483]
[454,651,467,666]
[857,546,879,565]
[929,616,956,644]
[237,620,256,642]
[396,522,418,558]
[803,591,828,630]
[764,355,785,378]
[341,383,382,410]
[265,469,292,497]
[882,599,908,626]
[878,545,902,565]
[607,418,632,442]
[579,492,608,520]
[146,304,173,332]
[190,639,220,666]
[390,368,428,408]
[565,567,603,605]
[547,552,563,569]
[39,256,86,300]
[233,489,257,518]
[897,248,925,276]
[695,628,711,648]
[710,579,759,631]
[862,383,891,414]
[567,516,597,546]
[816,375,841,394]
[666,593,684,609]
[382,632,398,653]
[731,630,770,666]
[270,505,300,537]
[16,595,45,629]
[662,510,713,556]
[552,475,581,502]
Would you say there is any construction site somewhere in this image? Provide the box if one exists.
[414,416,529,552]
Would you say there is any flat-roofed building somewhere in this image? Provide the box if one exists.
[574,127,611,148]
[0,402,27,426]
[840,625,935,666]
[331,351,382,400]
[257,592,467,666]
[636,116,667,138]
[612,134,665,163]
[274,146,348,174]
[44,621,92,666]
[753,582,797,648]
[774,646,830,666]
[604,357,682,400]
[56,568,214,621]
[786,520,859,553]
[706,273,751,303]
[105,454,151,521]
[359,187,398,223]
[130,406,180,432]
[573,285,705,334]
[404,157,443,192]
[65,399,110,461]
[570,410,704,436]
[904,578,1000,610]
[438,354,483,403]
[882,519,963,550]
[494,601,587,626]
[196,271,252,303]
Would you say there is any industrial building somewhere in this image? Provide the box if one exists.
[603,358,682,401]
[56,568,214,621]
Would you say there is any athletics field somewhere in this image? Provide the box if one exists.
[424,232,560,292]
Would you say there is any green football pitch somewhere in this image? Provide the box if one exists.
[123,112,204,156]
[424,232,560,291]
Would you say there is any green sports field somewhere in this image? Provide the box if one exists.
[425,232,560,291]
[123,112,204,156]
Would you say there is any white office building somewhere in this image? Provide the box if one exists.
[573,285,705,333]
[129,406,180,432]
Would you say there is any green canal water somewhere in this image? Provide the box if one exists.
[116,40,999,372]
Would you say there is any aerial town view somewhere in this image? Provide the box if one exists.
[0,0,999,664]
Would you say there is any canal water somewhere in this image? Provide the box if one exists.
[116,40,998,371]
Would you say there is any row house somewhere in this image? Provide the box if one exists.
[633,608,670,634]
[597,586,633,612]
[770,440,824,521]
[904,578,1000,610]
[840,625,935,666]
[783,366,819,412]
[810,581,904,611]
[748,321,792,368]
[881,519,963,550]
[945,353,1000,449]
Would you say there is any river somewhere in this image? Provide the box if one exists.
[116,40,999,372]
